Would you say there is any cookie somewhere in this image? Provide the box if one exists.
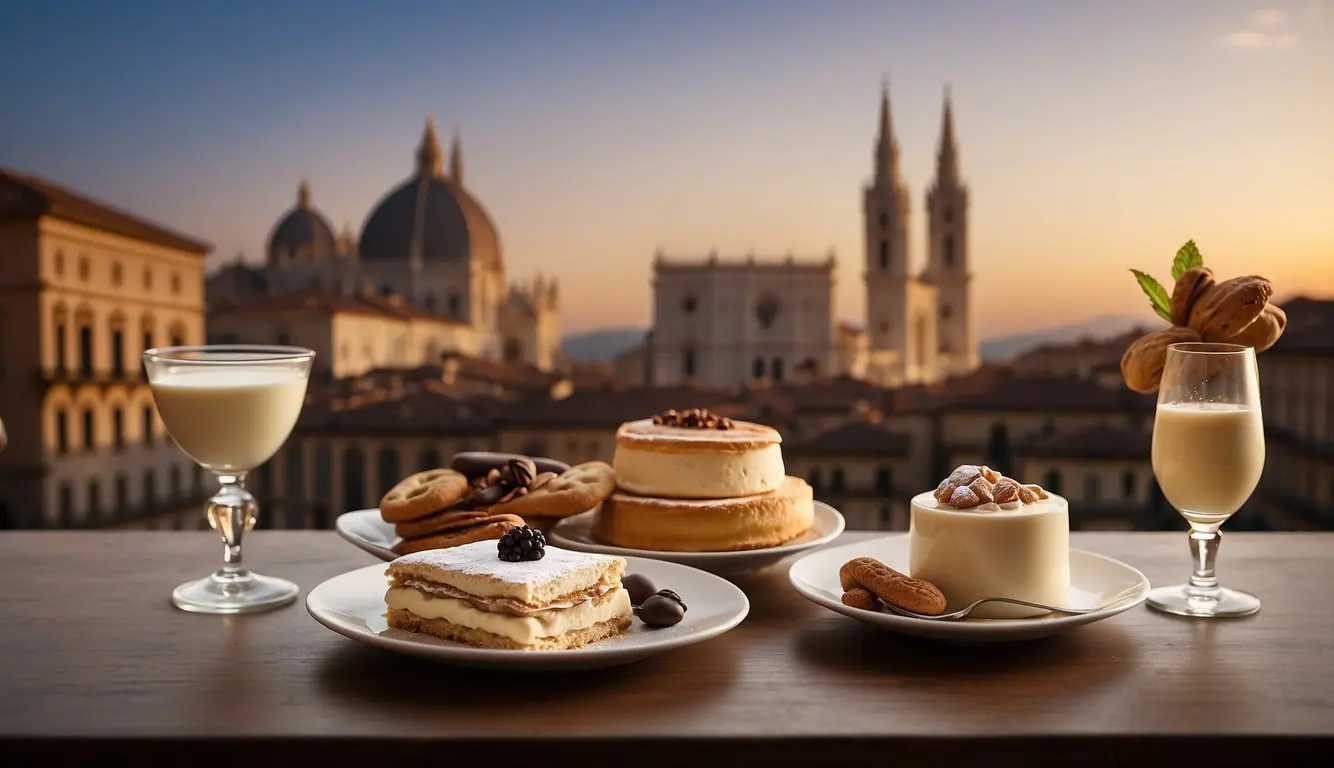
[483,461,617,519]
[839,561,859,591]
[392,518,521,555]
[451,451,570,480]
[841,587,880,612]
[394,509,524,540]
[379,469,471,523]
[846,557,947,615]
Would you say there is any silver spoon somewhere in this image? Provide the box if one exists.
[878,589,1142,621]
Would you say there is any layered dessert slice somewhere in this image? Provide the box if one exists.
[384,539,632,650]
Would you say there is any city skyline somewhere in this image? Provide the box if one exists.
[2,0,1332,336]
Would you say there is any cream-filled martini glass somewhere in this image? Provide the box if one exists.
[1149,342,1264,618]
[144,345,314,614]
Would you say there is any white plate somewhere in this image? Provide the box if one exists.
[306,556,750,670]
[335,508,407,561]
[547,502,846,577]
[788,534,1150,644]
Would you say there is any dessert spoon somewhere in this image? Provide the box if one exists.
[878,590,1143,622]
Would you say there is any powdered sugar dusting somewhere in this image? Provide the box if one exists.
[390,540,624,586]
[617,418,781,446]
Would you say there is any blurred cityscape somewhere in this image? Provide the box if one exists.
[1,82,1330,533]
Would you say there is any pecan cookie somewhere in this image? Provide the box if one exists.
[392,517,521,555]
[379,469,471,523]
[483,461,617,519]
[845,557,947,615]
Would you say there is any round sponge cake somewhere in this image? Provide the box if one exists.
[612,418,785,499]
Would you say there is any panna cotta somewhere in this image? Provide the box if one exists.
[908,465,1070,619]
[612,412,785,499]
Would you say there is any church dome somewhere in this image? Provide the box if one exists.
[267,181,338,263]
[358,118,501,268]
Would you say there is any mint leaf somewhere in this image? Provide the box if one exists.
[1170,240,1203,281]
[1130,269,1173,323]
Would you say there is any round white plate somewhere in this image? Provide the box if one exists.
[306,556,750,670]
[548,502,846,577]
[788,534,1150,644]
[335,508,405,561]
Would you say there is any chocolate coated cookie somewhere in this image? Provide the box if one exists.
[450,451,570,480]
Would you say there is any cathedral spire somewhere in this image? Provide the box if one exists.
[297,179,312,209]
[416,115,444,177]
[449,127,464,185]
[935,85,961,186]
[875,77,903,187]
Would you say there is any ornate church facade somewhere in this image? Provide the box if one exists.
[624,83,979,389]
[207,118,561,371]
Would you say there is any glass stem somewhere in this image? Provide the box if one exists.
[1188,527,1220,594]
[208,473,257,581]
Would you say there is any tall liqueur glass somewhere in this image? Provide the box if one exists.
[144,345,314,614]
[1149,342,1264,618]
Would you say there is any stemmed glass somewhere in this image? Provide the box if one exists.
[1148,342,1264,618]
[143,345,314,614]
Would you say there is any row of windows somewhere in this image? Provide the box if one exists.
[808,466,896,496]
[53,464,202,527]
[680,353,820,381]
[53,250,183,294]
[51,309,185,376]
[53,404,156,454]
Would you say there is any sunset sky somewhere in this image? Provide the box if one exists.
[2,0,1331,336]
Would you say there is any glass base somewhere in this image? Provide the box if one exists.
[1147,583,1260,618]
[172,569,299,615]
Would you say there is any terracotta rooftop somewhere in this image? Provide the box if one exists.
[1268,297,1334,357]
[785,420,913,458]
[1014,423,1151,460]
[0,168,211,254]
[498,386,741,429]
[207,290,466,324]
[297,387,498,436]
[897,371,1155,414]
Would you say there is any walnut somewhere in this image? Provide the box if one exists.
[1187,275,1273,342]
[1170,267,1215,327]
[1120,326,1202,394]
[934,465,1000,508]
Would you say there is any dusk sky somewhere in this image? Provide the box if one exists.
[2,0,1331,336]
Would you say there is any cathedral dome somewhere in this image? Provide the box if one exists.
[358,118,501,268]
[267,181,338,263]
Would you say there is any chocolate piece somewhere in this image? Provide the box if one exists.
[654,588,687,613]
[637,593,685,627]
[450,451,570,480]
[651,408,734,430]
[621,573,657,606]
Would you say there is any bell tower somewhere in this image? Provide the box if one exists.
[863,79,913,364]
[924,86,977,376]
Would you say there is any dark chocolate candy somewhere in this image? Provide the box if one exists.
[450,451,570,479]
[637,593,685,627]
[621,573,658,606]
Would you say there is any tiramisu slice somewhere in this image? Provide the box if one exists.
[384,536,632,651]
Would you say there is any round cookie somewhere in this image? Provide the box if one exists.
[841,587,880,612]
[379,469,470,523]
[482,461,617,519]
[450,451,570,480]
[846,557,947,616]
[392,518,521,555]
[394,509,523,540]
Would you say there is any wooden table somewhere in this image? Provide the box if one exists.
[1,531,1330,766]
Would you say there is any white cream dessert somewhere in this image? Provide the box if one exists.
[908,465,1070,619]
[613,412,784,499]
[384,540,632,650]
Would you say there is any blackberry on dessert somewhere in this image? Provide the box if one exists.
[497,526,547,562]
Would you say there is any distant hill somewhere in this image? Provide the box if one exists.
[561,315,1155,365]
[561,326,646,363]
[980,314,1156,361]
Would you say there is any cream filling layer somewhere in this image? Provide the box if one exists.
[386,585,632,645]
[614,442,785,499]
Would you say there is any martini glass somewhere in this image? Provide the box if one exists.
[144,345,314,614]
[1148,342,1264,618]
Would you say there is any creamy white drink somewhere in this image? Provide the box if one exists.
[908,469,1070,619]
[1152,403,1265,528]
[149,367,309,473]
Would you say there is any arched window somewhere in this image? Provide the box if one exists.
[878,240,889,270]
[755,295,780,329]
[503,337,522,364]
[143,266,153,290]
[170,465,181,500]
[109,313,126,377]
[682,294,698,314]
[1122,470,1136,499]
[770,357,784,382]
[378,446,400,497]
[53,305,68,374]
[112,407,124,451]
[140,314,155,356]
[343,446,366,511]
[168,321,185,349]
[58,483,74,527]
[830,467,846,494]
[419,446,441,472]
[77,309,94,377]
[82,408,95,451]
[56,408,69,454]
[808,467,822,492]
[682,348,696,378]
[1044,469,1062,495]
[114,473,129,513]
[875,466,893,496]
[1083,474,1101,502]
